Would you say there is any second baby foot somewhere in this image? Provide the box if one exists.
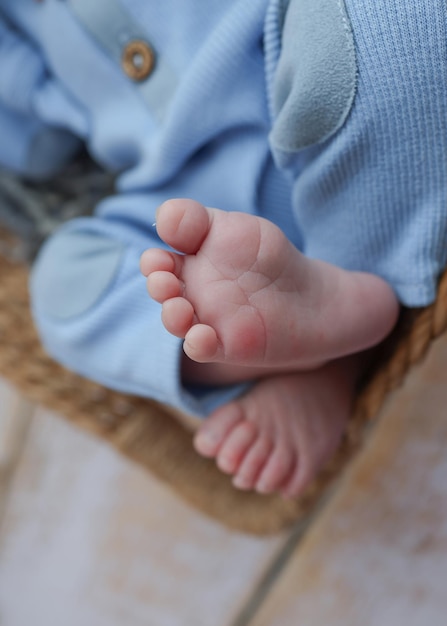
[193,359,356,498]
[141,199,398,368]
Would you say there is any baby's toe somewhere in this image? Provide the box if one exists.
[232,435,273,491]
[156,199,211,254]
[147,271,183,303]
[280,459,315,499]
[255,446,295,495]
[216,421,258,475]
[161,297,195,338]
[140,248,177,276]
[194,403,244,458]
[183,324,219,363]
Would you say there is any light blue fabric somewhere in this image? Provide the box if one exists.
[67,0,178,121]
[0,12,81,176]
[267,0,447,305]
[32,231,125,319]
[0,12,45,113]
[0,0,446,417]
[271,0,357,151]
[0,101,80,178]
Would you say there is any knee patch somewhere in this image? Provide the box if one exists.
[31,229,124,319]
[270,0,357,152]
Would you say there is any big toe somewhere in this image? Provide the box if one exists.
[194,403,244,458]
[156,199,211,254]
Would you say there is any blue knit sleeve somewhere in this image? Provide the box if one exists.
[268,0,447,307]
[0,15,81,178]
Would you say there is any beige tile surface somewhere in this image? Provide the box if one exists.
[250,334,447,626]
[0,379,25,466]
[0,378,33,523]
[3,332,447,626]
[0,408,285,626]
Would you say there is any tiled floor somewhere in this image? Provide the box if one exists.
[1,334,447,625]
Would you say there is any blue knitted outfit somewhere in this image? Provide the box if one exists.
[0,0,446,416]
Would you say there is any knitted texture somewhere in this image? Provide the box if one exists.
[270,0,447,306]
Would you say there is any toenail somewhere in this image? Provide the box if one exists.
[256,479,275,494]
[195,429,219,448]
[233,476,250,490]
[194,431,219,451]
[217,451,235,469]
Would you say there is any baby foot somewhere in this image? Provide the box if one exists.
[141,199,398,368]
[193,359,355,498]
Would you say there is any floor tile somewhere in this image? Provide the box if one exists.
[251,335,447,626]
[0,408,286,626]
[0,379,24,465]
[0,378,33,521]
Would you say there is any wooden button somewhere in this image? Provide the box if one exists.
[122,40,156,82]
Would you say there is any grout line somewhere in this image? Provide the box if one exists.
[230,419,381,626]
[229,487,340,626]
[0,396,35,530]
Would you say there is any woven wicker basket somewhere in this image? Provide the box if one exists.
[1,244,446,535]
